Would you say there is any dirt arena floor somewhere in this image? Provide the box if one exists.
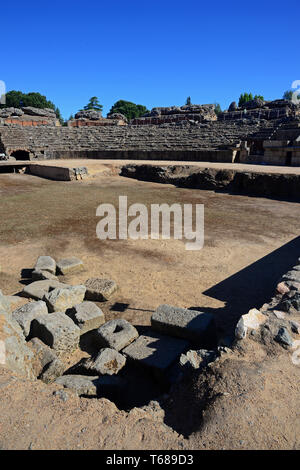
[0,168,299,450]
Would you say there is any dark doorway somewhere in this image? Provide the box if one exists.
[10,150,30,161]
[285,151,292,166]
[234,151,240,163]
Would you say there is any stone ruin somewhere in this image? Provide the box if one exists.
[1,253,299,410]
[0,106,58,127]
[68,109,127,127]
[219,98,300,121]
[0,98,299,166]
[131,104,217,125]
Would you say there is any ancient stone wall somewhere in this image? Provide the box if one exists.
[0,119,278,161]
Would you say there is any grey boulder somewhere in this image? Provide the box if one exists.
[66,301,105,334]
[56,257,84,275]
[12,300,48,338]
[44,285,86,312]
[94,319,138,351]
[34,256,56,275]
[84,278,118,301]
[30,311,80,355]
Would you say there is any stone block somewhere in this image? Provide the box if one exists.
[12,300,48,337]
[55,374,125,398]
[66,301,105,334]
[122,331,189,381]
[27,337,65,382]
[32,269,58,281]
[84,278,118,301]
[44,285,86,312]
[22,279,65,300]
[151,304,216,345]
[0,290,10,314]
[56,257,84,275]
[70,348,126,376]
[31,312,80,355]
[55,375,100,396]
[94,319,138,351]
[34,256,56,275]
[179,349,217,369]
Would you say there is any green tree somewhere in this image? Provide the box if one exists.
[283,90,293,100]
[0,90,64,125]
[214,103,222,115]
[108,100,149,121]
[238,92,264,107]
[283,90,300,101]
[83,96,103,112]
[186,96,191,105]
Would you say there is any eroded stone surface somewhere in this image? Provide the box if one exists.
[179,349,218,369]
[151,304,216,345]
[66,301,105,334]
[32,270,58,281]
[235,308,267,340]
[23,280,65,301]
[34,256,56,275]
[84,278,118,301]
[27,338,65,382]
[12,301,48,338]
[31,312,80,355]
[57,257,84,275]
[122,331,189,381]
[44,285,86,313]
[70,348,126,376]
[94,319,138,351]
[55,375,100,396]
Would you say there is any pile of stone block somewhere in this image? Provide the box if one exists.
[1,254,221,403]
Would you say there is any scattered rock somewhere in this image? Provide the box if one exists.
[290,321,300,334]
[12,300,48,338]
[34,256,56,275]
[66,301,105,334]
[22,279,65,301]
[56,257,84,275]
[275,327,293,347]
[235,308,267,340]
[55,375,100,396]
[44,285,86,312]
[53,390,70,402]
[31,312,80,355]
[179,349,217,369]
[71,348,126,376]
[27,338,65,382]
[94,319,139,351]
[151,304,216,346]
[276,282,290,295]
[282,270,300,284]
[276,291,300,313]
[84,278,118,301]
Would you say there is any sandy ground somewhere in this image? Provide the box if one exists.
[2,158,300,175]
[0,170,299,449]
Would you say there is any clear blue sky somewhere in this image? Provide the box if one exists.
[1,0,299,119]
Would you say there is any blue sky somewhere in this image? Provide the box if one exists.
[1,0,299,119]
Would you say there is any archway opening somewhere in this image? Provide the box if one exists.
[10,150,30,161]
